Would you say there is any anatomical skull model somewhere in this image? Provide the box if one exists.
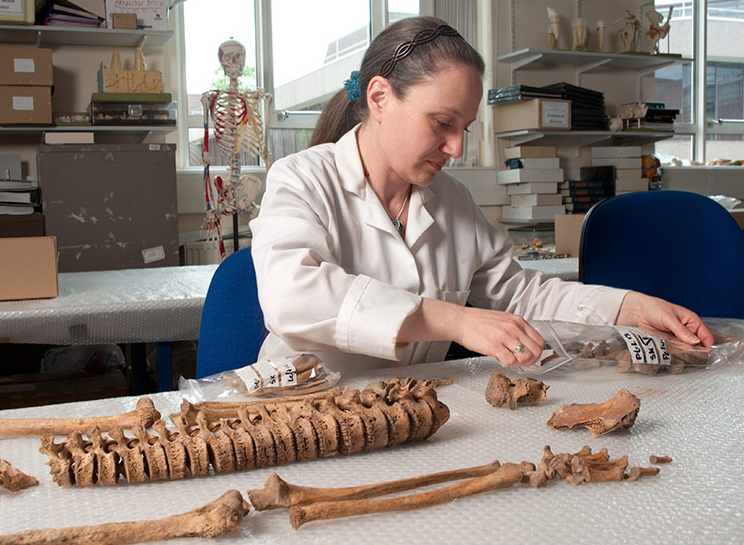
[201,39,272,259]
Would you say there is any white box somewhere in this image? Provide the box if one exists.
[497,168,564,185]
[507,182,558,195]
[501,205,566,222]
[504,157,561,169]
[504,145,556,159]
[590,146,642,158]
[615,178,649,192]
[591,157,642,169]
[105,0,168,30]
[510,193,562,206]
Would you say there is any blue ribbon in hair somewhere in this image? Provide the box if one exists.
[344,71,361,102]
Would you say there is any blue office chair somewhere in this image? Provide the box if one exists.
[579,190,744,319]
[196,247,267,378]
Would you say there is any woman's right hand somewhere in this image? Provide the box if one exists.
[398,298,545,366]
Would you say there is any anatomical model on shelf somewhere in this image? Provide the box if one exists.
[644,6,674,54]
[547,7,560,49]
[98,48,164,94]
[596,20,606,51]
[613,10,640,52]
[201,39,272,259]
[572,18,588,51]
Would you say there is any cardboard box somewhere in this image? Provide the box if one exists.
[730,209,744,230]
[554,213,586,257]
[105,0,168,30]
[494,99,571,133]
[0,85,52,125]
[112,12,137,28]
[0,46,53,86]
[0,236,58,301]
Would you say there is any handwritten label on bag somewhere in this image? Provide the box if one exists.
[235,358,299,394]
[616,327,671,365]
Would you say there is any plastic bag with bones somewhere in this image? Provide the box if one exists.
[201,39,272,259]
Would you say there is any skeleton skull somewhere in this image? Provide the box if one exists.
[218,39,246,81]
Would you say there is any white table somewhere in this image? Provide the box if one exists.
[0,265,218,391]
[0,356,741,544]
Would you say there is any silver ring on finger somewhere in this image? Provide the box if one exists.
[512,344,525,355]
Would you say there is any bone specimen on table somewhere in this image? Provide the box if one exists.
[484,372,549,409]
[38,379,449,486]
[649,454,672,464]
[0,459,39,492]
[225,354,338,397]
[0,397,160,437]
[0,489,249,545]
[268,445,660,529]
[546,389,641,437]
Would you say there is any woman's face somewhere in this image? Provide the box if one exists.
[377,63,483,186]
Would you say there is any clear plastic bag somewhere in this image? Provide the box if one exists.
[178,353,340,401]
[524,318,744,375]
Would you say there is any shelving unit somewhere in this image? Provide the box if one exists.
[497,48,691,77]
[495,129,676,147]
[0,24,173,51]
[0,125,174,137]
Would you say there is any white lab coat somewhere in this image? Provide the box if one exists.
[249,125,627,377]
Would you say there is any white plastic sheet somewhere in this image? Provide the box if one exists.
[1,356,742,544]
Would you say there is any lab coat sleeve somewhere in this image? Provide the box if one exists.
[249,154,421,361]
[467,201,627,325]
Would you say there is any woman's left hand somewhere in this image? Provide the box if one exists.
[616,291,715,347]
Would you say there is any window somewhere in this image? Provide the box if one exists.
[652,0,744,164]
[176,0,423,169]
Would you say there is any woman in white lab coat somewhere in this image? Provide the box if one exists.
[249,16,712,377]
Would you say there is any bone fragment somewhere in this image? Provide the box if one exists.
[248,459,501,510]
[626,466,660,481]
[0,489,249,545]
[650,455,672,464]
[0,460,39,492]
[0,398,160,437]
[546,389,641,436]
[485,372,549,409]
[289,462,524,529]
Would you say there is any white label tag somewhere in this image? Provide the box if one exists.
[252,360,280,388]
[0,0,25,15]
[148,144,161,151]
[541,101,570,128]
[12,96,34,111]
[235,365,262,394]
[277,360,298,386]
[13,58,35,73]
[141,245,165,263]
[617,328,671,365]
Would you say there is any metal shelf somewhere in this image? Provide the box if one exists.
[0,25,172,49]
[495,129,676,147]
[497,48,690,75]
[0,125,175,136]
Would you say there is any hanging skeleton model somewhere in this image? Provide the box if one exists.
[201,39,272,259]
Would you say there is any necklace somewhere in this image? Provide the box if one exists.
[390,187,411,234]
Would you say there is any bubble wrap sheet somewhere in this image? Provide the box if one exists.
[0,265,217,344]
[516,257,578,281]
[1,358,742,545]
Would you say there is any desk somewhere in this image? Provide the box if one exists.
[0,357,741,544]
[0,259,577,391]
[0,265,218,391]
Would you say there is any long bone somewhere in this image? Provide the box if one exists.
[248,459,502,510]
[0,489,250,545]
[0,397,160,437]
[288,462,526,529]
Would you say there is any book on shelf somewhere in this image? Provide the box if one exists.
[44,131,95,144]
[504,146,556,160]
[0,188,40,205]
[510,193,563,206]
[497,168,564,185]
[501,204,566,222]
[0,203,40,215]
[42,0,105,26]
[505,157,561,170]
[506,182,559,195]
[0,179,34,191]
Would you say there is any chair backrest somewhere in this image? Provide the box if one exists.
[196,247,266,378]
[579,190,744,319]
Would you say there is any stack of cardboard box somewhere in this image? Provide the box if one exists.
[498,145,565,222]
[0,46,54,126]
[591,145,647,194]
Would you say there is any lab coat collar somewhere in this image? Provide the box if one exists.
[335,124,435,243]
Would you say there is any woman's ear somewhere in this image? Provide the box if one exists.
[366,75,391,123]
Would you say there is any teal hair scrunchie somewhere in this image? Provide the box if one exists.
[344,71,361,102]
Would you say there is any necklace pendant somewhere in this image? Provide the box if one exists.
[392,220,403,234]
